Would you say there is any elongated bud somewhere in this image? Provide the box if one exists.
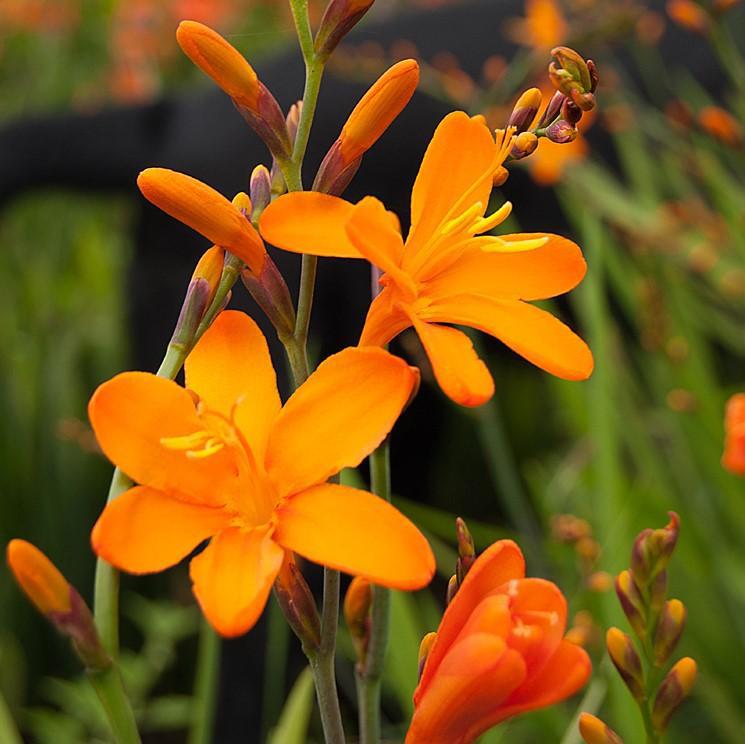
[631,512,680,587]
[549,46,596,111]
[177,21,291,159]
[286,101,303,146]
[546,119,577,144]
[7,540,109,670]
[615,570,647,638]
[606,627,645,700]
[579,713,625,744]
[654,599,686,665]
[417,631,437,679]
[455,517,476,584]
[561,98,583,126]
[446,574,459,605]
[275,554,321,654]
[138,169,266,274]
[510,131,539,159]
[241,256,295,340]
[652,657,697,732]
[249,165,272,219]
[539,90,565,128]
[508,88,542,133]
[315,0,376,60]
[344,576,373,666]
[314,60,419,195]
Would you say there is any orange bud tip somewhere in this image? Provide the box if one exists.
[606,627,645,700]
[417,631,437,678]
[232,191,252,215]
[192,245,225,289]
[652,657,697,731]
[508,87,543,132]
[579,713,625,744]
[176,21,259,109]
[7,539,71,615]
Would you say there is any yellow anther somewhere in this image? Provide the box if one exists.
[186,439,225,459]
[473,201,513,234]
[481,235,549,253]
[160,430,212,450]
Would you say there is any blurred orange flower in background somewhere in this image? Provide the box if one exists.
[261,111,593,408]
[406,539,591,743]
[722,393,745,475]
[506,0,569,52]
[90,311,434,636]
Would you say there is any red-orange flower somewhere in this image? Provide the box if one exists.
[406,540,591,743]
[260,112,592,407]
[90,310,434,637]
[723,392,745,475]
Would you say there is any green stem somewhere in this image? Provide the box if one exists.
[0,688,22,744]
[89,665,141,744]
[356,440,391,744]
[188,620,221,744]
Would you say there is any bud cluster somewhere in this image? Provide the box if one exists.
[581,512,695,743]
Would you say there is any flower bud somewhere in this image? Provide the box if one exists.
[653,599,686,665]
[538,90,565,128]
[615,569,647,638]
[549,46,596,111]
[445,574,459,605]
[510,131,539,159]
[606,627,645,700]
[7,540,109,670]
[177,21,291,159]
[241,255,296,340]
[274,554,321,654]
[314,60,419,195]
[652,657,697,732]
[417,631,437,679]
[630,512,680,587]
[344,576,372,666]
[315,0,376,60]
[508,87,542,133]
[546,119,577,144]
[561,97,583,126]
[455,517,476,584]
[579,713,625,744]
[137,169,266,274]
[249,165,272,219]
[286,101,303,146]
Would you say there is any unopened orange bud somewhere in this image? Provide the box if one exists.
[699,106,743,146]
[508,87,543,133]
[315,0,376,60]
[445,574,459,605]
[654,599,687,665]
[339,59,419,162]
[606,627,645,700]
[417,631,437,678]
[579,713,625,744]
[177,21,259,109]
[275,554,321,654]
[511,131,539,159]
[137,169,266,274]
[630,512,680,587]
[232,191,252,214]
[615,569,647,638]
[666,0,710,32]
[723,393,745,474]
[7,539,71,615]
[344,576,372,665]
[192,245,225,294]
[455,517,475,584]
[652,657,697,731]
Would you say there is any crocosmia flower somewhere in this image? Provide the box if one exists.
[406,540,591,744]
[722,392,745,475]
[260,111,593,407]
[89,310,434,637]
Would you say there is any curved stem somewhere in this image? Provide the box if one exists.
[188,620,221,744]
[356,440,391,744]
[88,666,141,744]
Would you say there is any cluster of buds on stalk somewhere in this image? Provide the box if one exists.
[6,540,110,672]
[579,513,696,743]
[445,517,476,604]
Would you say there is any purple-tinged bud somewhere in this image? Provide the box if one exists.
[275,554,321,654]
[631,512,680,588]
[286,101,303,146]
[654,599,687,666]
[249,165,272,219]
[538,90,566,128]
[446,574,459,605]
[315,0,376,61]
[241,255,295,340]
[344,576,373,667]
[615,570,647,639]
[510,131,539,159]
[579,713,625,744]
[418,631,437,679]
[562,98,583,126]
[652,657,697,732]
[649,569,668,613]
[546,119,577,144]
[549,46,596,111]
[588,59,599,93]
[454,517,476,584]
[606,627,645,701]
[508,87,543,133]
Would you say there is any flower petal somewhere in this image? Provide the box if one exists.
[259,192,361,258]
[91,486,230,573]
[89,371,237,504]
[273,483,434,590]
[424,233,586,301]
[358,288,411,347]
[190,527,284,637]
[406,112,496,256]
[412,317,494,407]
[423,294,594,381]
[345,196,405,274]
[265,347,418,496]
[494,639,591,723]
[407,634,526,744]
[185,310,280,459]
[417,540,525,699]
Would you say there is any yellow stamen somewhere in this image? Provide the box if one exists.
[186,439,225,459]
[472,201,513,234]
[160,430,213,450]
[480,235,549,253]
[440,201,484,236]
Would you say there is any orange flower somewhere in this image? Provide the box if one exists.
[137,168,266,274]
[7,539,72,616]
[699,105,743,146]
[90,310,434,637]
[406,540,591,743]
[722,392,745,475]
[261,112,592,407]
[666,0,710,32]
[506,0,569,52]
